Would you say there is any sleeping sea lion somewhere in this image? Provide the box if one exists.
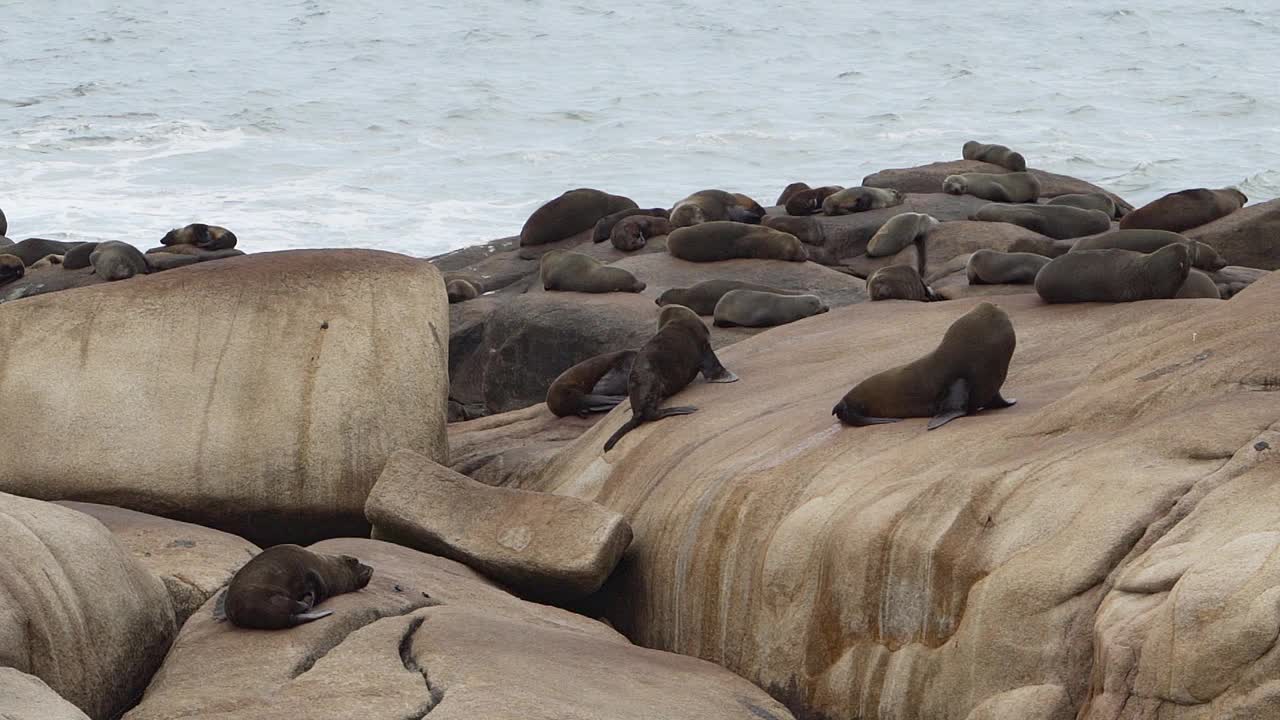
[966,249,1051,285]
[866,213,939,257]
[833,302,1017,429]
[213,544,373,630]
[0,254,24,285]
[785,186,844,216]
[962,140,1027,172]
[669,190,766,228]
[1069,229,1227,271]
[972,203,1112,240]
[713,290,827,327]
[89,241,148,281]
[1047,192,1119,219]
[1,238,78,266]
[29,254,63,270]
[161,223,238,250]
[611,215,672,251]
[62,242,100,270]
[867,265,941,302]
[546,350,638,417]
[540,250,645,293]
[666,222,807,262]
[821,187,904,216]
[592,208,670,243]
[144,253,202,272]
[656,279,797,316]
[943,172,1041,203]
[446,278,481,303]
[603,305,738,452]
[1119,187,1247,233]
[1175,269,1222,299]
[776,182,812,206]
[1034,244,1190,303]
[146,244,245,260]
[521,188,638,246]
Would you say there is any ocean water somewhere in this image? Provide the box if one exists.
[2,1,1278,257]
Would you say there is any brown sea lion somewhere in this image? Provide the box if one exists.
[603,305,738,452]
[785,186,844,216]
[610,215,672,252]
[540,250,645,293]
[1175,269,1222,299]
[521,188,638,246]
[213,544,373,630]
[833,302,1017,429]
[1046,192,1119,219]
[145,244,245,260]
[776,182,812,206]
[669,190,766,228]
[161,223,238,250]
[867,265,941,302]
[546,350,638,417]
[655,279,796,316]
[943,172,1041,203]
[591,207,669,243]
[144,253,202,272]
[0,254,24,285]
[666,222,807,262]
[1034,244,1190,303]
[446,278,481,303]
[29,254,63,270]
[821,187,904,216]
[962,140,1027,172]
[2,238,78,266]
[1119,187,1247,232]
[966,249,1051,285]
[1070,229,1227,270]
[1006,235,1075,258]
[972,203,1111,240]
[866,213,939,257]
[89,241,148,281]
[62,242,100,270]
[713,290,828,327]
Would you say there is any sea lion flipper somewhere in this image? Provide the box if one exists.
[582,394,625,413]
[986,393,1017,409]
[212,589,228,622]
[700,349,739,383]
[928,379,971,430]
[654,406,697,419]
[289,609,334,626]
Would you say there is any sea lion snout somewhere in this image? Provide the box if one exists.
[341,555,374,588]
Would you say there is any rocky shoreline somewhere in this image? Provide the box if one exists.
[1,145,1278,720]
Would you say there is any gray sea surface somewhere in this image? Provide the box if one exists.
[2,0,1278,255]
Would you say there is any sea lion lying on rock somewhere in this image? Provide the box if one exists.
[776,182,812,206]
[1034,244,1191,303]
[521,188,638,246]
[1047,192,1119,219]
[867,264,940,302]
[161,223,238,250]
[446,278,481,303]
[214,544,373,630]
[29,254,63,270]
[656,279,797,316]
[62,242,99,270]
[89,241,148,281]
[145,244,245,260]
[972,203,1112,240]
[666,222,807,262]
[546,349,637,417]
[611,215,672,252]
[966,249,1051,285]
[962,140,1027,172]
[669,190,766,228]
[833,302,1017,429]
[2,238,77,266]
[1176,270,1222,299]
[943,172,1041,203]
[821,187,904,215]
[592,208,669,243]
[540,250,645,293]
[0,254,24,285]
[713,289,827,328]
[1119,187,1247,233]
[785,186,844,216]
[1070,229,1227,271]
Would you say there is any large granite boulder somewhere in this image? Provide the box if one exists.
[1186,197,1280,270]
[124,538,795,720]
[0,250,449,545]
[448,405,602,487]
[0,494,176,720]
[367,449,632,601]
[0,669,92,720]
[523,275,1280,720]
[863,160,1134,213]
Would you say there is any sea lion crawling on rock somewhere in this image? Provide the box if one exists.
[785,186,844,216]
[540,250,645,293]
[0,254,24,285]
[656,279,798,316]
[89,241,148,281]
[592,208,669,243]
[1034,244,1190,303]
[610,215,672,252]
[962,140,1027,172]
[669,190,766,228]
[161,223,238,250]
[603,305,738,452]
[214,544,374,630]
[833,302,1017,429]
[821,187,904,215]
[546,350,637,417]
[943,172,1041,203]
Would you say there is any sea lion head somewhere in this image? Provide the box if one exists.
[1188,240,1227,271]
[962,140,980,157]
[655,288,684,307]
[338,554,375,589]
[0,254,25,284]
[1227,188,1249,206]
[669,204,706,227]
[657,304,705,335]
[942,175,966,195]
[729,193,766,224]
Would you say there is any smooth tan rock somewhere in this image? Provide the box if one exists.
[523,275,1280,719]
[0,669,92,720]
[367,449,631,601]
[0,250,449,545]
[448,404,601,486]
[863,159,1133,213]
[1186,197,1280,270]
[54,501,260,627]
[1,494,176,720]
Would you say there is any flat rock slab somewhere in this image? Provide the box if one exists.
[0,668,92,720]
[367,449,632,601]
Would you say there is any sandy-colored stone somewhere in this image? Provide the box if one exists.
[448,404,601,486]
[863,159,1133,212]
[523,275,1280,719]
[1185,198,1280,270]
[0,250,449,545]
[54,501,261,627]
[1,494,176,720]
[0,668,92,720]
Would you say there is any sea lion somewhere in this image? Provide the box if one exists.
[540,250,645,293]
[1047,192,1118,219]
[603,305,738,452]
[610,215,672,252]
[145,244,245,260]
[213,544,373,630]
[89,241,148,281]
[0,255,23,285]
[2,238,77,266]
[821,187,904,216]
[785,186,844,216]
[962,140,1027,172]
[546,349,638,417]
[1034,245,1190,303]
[966,249,1051,285]
[446,278,480,303]
[666,222,807,263]
[866,213,939,257]
[669,190,766,228]
[62,242,100,270]
[1070,229,1227,271]
[144,253,202,272]
[0,206,6,237]
[833,302,1017,429]
[161,223,238,250]
[776,182,812,206]
[29,254,63,270]
[1175,269,1221,299]
[1119,187,1247,233]
[943,172,1041,203]
[656,279,796,316]
[521,188,638,246]
[972,203,1112,240]
[1007,235,1075,258]
[867,265,940,302]
[591,208,669,243]
[713,290,828,328]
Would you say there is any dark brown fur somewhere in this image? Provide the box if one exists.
[62,242,100,270]
[1034,244,1191,303]
[521,188,638,246]
[216,544,373,630]
[669,190,766,228]
[1047,193,1118,218]
[784,186,843,216]
[962,141,1027,172]
[1070,229,1227,271]
[656,279,795,316]
[1119,188,1246,233]
[966,249,1051,285]
[161,223,238,250]
[0,254,24,285]
[972,203,1112,240]
[775,182,812,206]
[666,222,807,262]
[540,250,645,293]
[546,350,637,417]
[611,215,672,251]
[867,265,939,302]
[89,241,148,281]
[591,208,669,243]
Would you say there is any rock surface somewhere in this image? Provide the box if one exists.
[448,404,602,486]
[0,250,449,545]
[0,669,92,720]
[0,264,106,304]
[863,159,1134,213]
[524,275,1280,719]
[0,493,176,720]
[367,449,632,601]
[1186,197,1280,270]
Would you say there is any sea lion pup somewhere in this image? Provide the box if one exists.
[713,289,828,328]
[867,265,940,302]
[1119,187,1247,232]
[62,241,100,270]
[1047,192,1118,219]
[866,212,939,257]
[972,203,1111,240]
[610,215,672,252]
[213,544,374,630]
[521,188,638,246]
[446,278,480,303]
[656,279,795,316]
[1070,229,1227,271]
[821,187,904,216]
[966,249,1051,285]
[1175,269,1222,299]
[1034,244,1190,303]
[784,185,844,216]
[603,305,739,452]
[942,172,1042,203]
[833,302,1017,429]
[669,189,766,228]
[591,207,669,243]
[546,349,638,417]
[962,140,1027,172]
[540,249,645,293]
[161,223,238,250]
[89,241,148,281]
[666,222,807,263]
[0,254,24,285]
[776,182,811,206]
